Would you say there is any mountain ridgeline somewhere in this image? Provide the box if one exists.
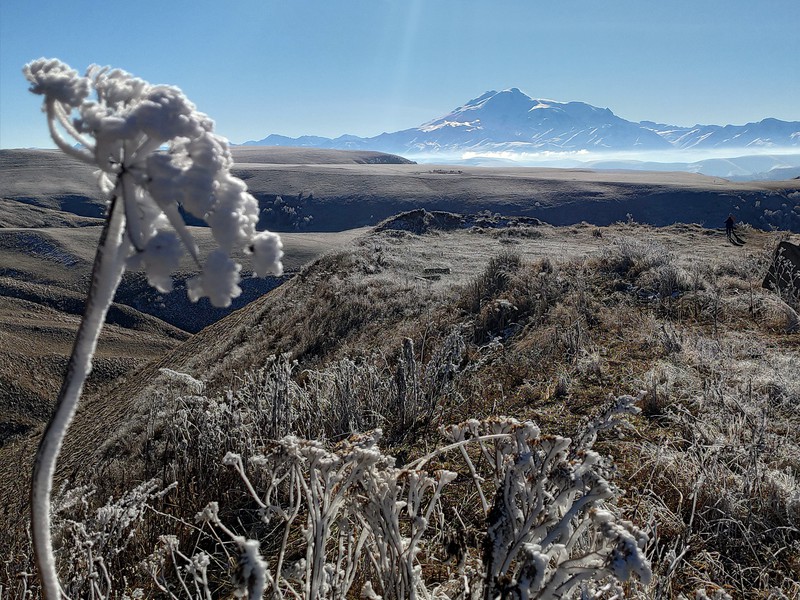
[244,88,800,156]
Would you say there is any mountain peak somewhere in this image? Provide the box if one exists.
[460,88,534,110]
[244,89,800,156]
[465,90,498,105]
[447,88,537,120]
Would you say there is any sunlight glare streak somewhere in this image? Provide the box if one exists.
[388,0,424,128]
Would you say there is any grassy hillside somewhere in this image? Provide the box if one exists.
[2,146,799,597]
[0,226,366,448]
[0,225,365,330]
[0,148,379,448]
[2,214,798,597]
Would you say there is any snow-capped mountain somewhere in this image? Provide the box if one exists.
[642,118,800,150]
[407,88,672,152]
[243,88,800,157]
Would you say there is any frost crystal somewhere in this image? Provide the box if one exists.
[24,58,90,106]
[187,249,243,308]
[23,58,283,307]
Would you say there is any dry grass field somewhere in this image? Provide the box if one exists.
[2,209,799,597]
[2,147,800,597]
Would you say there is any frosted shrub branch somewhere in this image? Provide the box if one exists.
[220,431,455,599]
[442,400,652,598]
[48,478,176,599]
[23,58,283,599]
[207,401,650,599]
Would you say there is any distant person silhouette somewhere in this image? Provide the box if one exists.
[725,214,735,241]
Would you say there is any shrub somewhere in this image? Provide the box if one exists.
[601,237,672,278]
[459,251,522,314]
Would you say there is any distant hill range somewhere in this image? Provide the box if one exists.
[243,88,800,178]
[4,147,799,235]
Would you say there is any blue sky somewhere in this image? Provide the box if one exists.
[1,0,798,149]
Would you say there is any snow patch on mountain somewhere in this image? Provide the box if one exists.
[241,88,800,178]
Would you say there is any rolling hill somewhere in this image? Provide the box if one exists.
[3,148,800,234]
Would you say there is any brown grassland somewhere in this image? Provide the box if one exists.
[1,210,799,597]
[2,148,800,597]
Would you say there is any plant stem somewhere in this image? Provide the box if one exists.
[31,193,128,599]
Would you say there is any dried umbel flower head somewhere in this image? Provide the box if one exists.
[24,57,283,307]
[24,58,285,600]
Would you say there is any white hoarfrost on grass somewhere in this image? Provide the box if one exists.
[148,397,651,599]
[23,58,282,599]
[436,403,652,599]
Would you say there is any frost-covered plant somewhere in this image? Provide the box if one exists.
[764,243,800,311]
[602,237,672,277]
[631,330,800,595]
[459,251,523,314]
[142,534,215,600]
[194,406,650,599]
[221,431,455,599]
[438,399,652,598]
[423,326,466,406]
[23,58,283,598]
[51,479,175,599]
